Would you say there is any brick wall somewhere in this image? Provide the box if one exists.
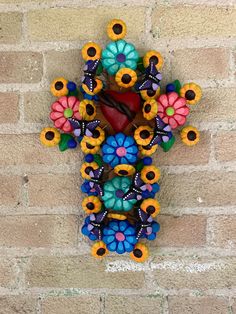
[0,0,235,313]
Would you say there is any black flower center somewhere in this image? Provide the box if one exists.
[55,81,64,90]
[97,248,106,256]
[149,56,159,65]
[144,104,151,113]
[146,171,155,180]
[112,23,123,35]
[86,104,94,116]
[146,205,155,215]
[86,202,95,210]
[133,248,143,258]
[185,90,196,100]
[86,143,95,149]
[187,131,197,141]
[85,166,93,174]
[147,90,156,97]
[140,130,150,139]
[121,74,132,84]
[87,47,96,57]
[45,131,55,140]
[92,129,100,138]
[118,170,128,175]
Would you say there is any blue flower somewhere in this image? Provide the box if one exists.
[102,133,138,168]
[81,180,98,196]
[103,220,137,254]
[140,220,160,240]
[141,183,160,199]
[81,216,98,241]
[102,40,139,75]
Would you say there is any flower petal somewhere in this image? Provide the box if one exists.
[173,97,186,109]
[124,60,137,69]
[175,106,190,116]
[103,154,115,164]
[105,198,115,208]
[62,120,72,132]
[125,153,137,163]
[103,144,115,154]
[126,49,139,60]
[107,241,117,252]
[107,136,117,147]
[124,226,135,236]
[119,221,128,232]
[68,96,77,108]
[114,199,123,210]
[123,241,134,252]
[116,39,126,53]
[106,42,118,54]
[54,117,66,128]
[126,145,138,154]
[125,235,137,244]
[110,221,119,231]
[59,96,69,109]
[50,111,64,120]
[158,94,169,108]
[116,241,125,254]
[102,58,116,68]
[115,133,125,146]
[107,63,119,75]
[167,92,179,106]
[51,101,64,112]
[110,156,119,168]
[103,228,115,236]
[169,117,178,129]
[173,114,186,126]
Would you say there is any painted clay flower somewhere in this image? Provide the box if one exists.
[82,211,108,241]
[40,127,61,147]
[80,161,99,180]
[140,198,160,217]
[81,138,100,154]
[91,241,108,259]
[143,50,164,70]
[102,176,137,211]
[141,165,160,184]
[139,221,160,240]
[102,39,139,75]
[81,180,98,196]
[50,96,81,132]
[102,220,137,254]
[130,243,149,262]
[139,144,158,156]
[157,92,189,129]
[180,83,202,105]
[115,68,137,88]
[134,126,153,146]
[142,99,158,120]
[102,133,138,168]
[84,127,105,146]
[82,196,102,214]
[140,88,160,100]
[141,182,160,199]
[114,164,135,176]
[180,126,200,146]
[50,77,68,97]
[79,99,96,121]
[81,42,102,61]
[107,19,127,41]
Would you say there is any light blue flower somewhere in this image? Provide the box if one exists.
[102,132,138,168]
[102,220,137,254]
[102,40,139,75]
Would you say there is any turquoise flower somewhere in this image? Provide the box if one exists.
[102,176,137,211]
[102,40,139,75]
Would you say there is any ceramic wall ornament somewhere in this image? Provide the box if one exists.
[40,19,202,263]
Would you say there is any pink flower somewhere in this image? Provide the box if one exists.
[157,92,189,129]
[50,96,81,132]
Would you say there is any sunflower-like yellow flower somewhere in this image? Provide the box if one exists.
[84,127,105,146]
[114,164,135,176]
[139,144,158,156]
[142,99,158,120]
[107,19,127,41]
[81,138,100,154]
[140,88,160,101]
[107,213,127,220]
[115,68,137,88]
[143,50,164,70]
[79,99,96,121]
[82,79,103,95]
[130,243,149,263]
[134,126,153,146]
[40,127,61,147]
[82,196,102,214]
[180,83,202,105]
[180,126,200,146]
[140,198,160,217]
[91,241,108,259]
[50,77,68,97]
[81,42,102,61]
[141,165,160,184]
[80,161,99,180]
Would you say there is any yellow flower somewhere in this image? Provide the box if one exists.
[180,83,202,105]
[141,165,160,184]
[81,138,100,154]
[107,213,127,220]
[80,161,99,180]
[91,241,108,259]
[114,164,135,176]
[140,87,160,101]
[81,42,102,61]
[50,77,68,97]
[130,243,149,263]
[40,127,61,147]
[134,126,153,146]
[142,99,158,120]
[180,126,200,146]
[82,79,103,95]
[115,68,137,88]
[143,50,164,70]
[79,99,96,121]
[140,198,160,217]
[82,196,102,214]
[84,127,105,146]
[107,19,127,41]
[139,144,157,156]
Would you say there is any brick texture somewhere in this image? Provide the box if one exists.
[0,52,43,83]
[0,215,78,247]
[215,131,236,162]
[0,13,22,44]
[0,258,17,289]
[42,296,101,314]
[0,93,19,123]
[0,296,37,314]
[26,256,145,289]
[168,296,229,314]
[0,175,21,206]
[152,6,236,38]
[208,216,236,248]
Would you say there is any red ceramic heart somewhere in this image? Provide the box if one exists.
[100,90,141,133]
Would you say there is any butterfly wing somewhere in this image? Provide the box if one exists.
[85,120,100,137]
[93,183,104,196]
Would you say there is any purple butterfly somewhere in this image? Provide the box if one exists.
[136,208,154,240]
[123,173,147,201]
[145,116,172,149]
[136,62,162,91]
[88,210,108,240]
[69,118,100,138]
[81,59,100,92]
[88,166,104,197]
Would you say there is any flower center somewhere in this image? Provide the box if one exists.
[64,108,73,118]
[116,53,126,63]
[166,107,175,116]
[116,147,126,157]
[115,232,125,242]
[115,189,124,198]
